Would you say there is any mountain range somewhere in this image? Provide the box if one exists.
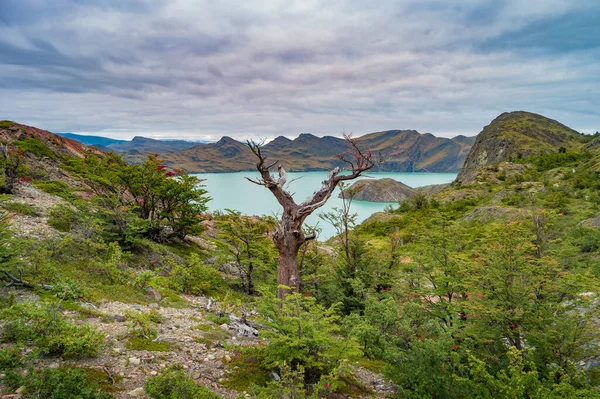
[57,132,206,163]
[162,130,475,173]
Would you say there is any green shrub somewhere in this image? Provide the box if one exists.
[1,301,104,358]
[0,345,26,389]
[145,366,221,399]
[205,313,231,325]
[48,204,80,232]
[53,278,88,300]
[33,180,77,201]
[14,137,57,160]
[0,120,15,129]
[125,309,164,339]
[1,201,38,216]
[21,367,114,399]
[169,254,224,296]
[258,293,362,385]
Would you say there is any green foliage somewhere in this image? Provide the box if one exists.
[16,367,114,399]
[1,301,104,358]
[15,137,57,159]
[386,332,464,399]
[1,201,38,216]
[0,120,15,128]
[215,209,276,295]
[169,254,225,296]
[126,337,176,352]
[518,151,588,172]
[145,366,221,399]
[258,293,362,385]
[33,180,77,201]
[125,309,164,339]
[52,277,88,300]
[67,153,210,242]
[48,203,82,232]
[205,313,231,325]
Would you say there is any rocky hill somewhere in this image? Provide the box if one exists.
[456,111,585,184]
[1,121,102,159]
[339,178,416,202]
[0,121,103,185]
[163,130,475,173]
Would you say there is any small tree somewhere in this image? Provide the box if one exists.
[215,210,276,295]
[247,135,373,300]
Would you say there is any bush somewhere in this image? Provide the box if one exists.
[48,204,80,232]
[14,137,57,160]
[1,201,38,216]
[33,180,77,201]
[258,293,362,385]
[169,254,224,296]
[21,367,114,399]
[145,366,221,399]
[125,309,164,339]
[1,301,104,358]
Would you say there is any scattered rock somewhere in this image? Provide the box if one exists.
[127,387,146,397]
[146,287,162,302]
[15,386,26,394]
[223,354,232,363]
[129,357,141,366]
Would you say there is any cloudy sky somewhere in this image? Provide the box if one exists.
[0,0,598,141]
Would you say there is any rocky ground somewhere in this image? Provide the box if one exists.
[1,290,396,399]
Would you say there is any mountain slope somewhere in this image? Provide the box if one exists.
[456,111,585,184]
[0,120,104,186]
[163,130,475,173]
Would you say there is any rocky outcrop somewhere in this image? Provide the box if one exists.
[339,178,415,202]
[456,111,584,185]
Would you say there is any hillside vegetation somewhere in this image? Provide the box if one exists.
[1,113,600,398]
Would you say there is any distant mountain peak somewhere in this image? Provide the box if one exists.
[215,136,240,145]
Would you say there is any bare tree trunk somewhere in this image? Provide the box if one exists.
[246,135,373,301]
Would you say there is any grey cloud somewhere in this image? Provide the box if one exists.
[0,0,599,139]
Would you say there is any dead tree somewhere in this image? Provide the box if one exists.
[246,134,374,300]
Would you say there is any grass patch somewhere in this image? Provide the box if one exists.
[80,367,124,393]
[1,202,38,216]
[0,120,15,129]
[191,323,213,332]
[358,358,386,373]
[192,326,231,347]
[126,337,177,352]
[205,313,231,325]
[222,348,270,391]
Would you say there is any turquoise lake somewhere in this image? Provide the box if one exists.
[192,171,457,240]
